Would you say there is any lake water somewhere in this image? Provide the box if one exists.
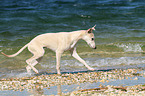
[0,0,145,78]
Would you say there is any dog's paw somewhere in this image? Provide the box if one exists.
[34,70,39,74]
[56,69,61,75]
[88,67,95,71]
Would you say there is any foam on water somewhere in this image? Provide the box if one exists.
[86,56,145,67]
[115,43,143,52]
[1,55,145,79]
[40,56,145,71]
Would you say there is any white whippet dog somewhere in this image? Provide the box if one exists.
[1,25,96,74]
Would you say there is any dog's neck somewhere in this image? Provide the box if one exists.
[68,30,86,48]
[70,30,86,41]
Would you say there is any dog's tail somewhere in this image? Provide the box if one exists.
[1,44,28,57]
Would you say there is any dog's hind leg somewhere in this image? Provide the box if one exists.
[26,45,45,73]
[26,57,43,73]
[26,60,38,73]
[26,59,39,73]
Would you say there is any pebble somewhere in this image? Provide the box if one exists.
[133,77,138,80]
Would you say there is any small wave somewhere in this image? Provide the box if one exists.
[40,56,145,71]
[88,56,145,67]
[0,31,14,37]
[115,43,143,52]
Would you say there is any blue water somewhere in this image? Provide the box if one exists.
[0,0,145,78]
[0,0,145,40]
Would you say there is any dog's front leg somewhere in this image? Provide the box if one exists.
[71,47,95,71]
[56,50,63,74]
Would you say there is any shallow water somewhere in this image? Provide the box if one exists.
[1,0,145,78]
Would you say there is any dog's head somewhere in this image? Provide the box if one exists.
[82,25,96,49]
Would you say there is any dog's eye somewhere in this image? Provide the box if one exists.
[92,38,94,41]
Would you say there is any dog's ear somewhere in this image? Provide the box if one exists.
[92,25,96,30]
[87,28,93,33]
[87,25,96,33]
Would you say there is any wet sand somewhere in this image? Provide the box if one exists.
[0,67,145,96]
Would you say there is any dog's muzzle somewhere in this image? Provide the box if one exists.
[94,46,97,49]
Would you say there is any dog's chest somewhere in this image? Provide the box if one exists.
[70,41,77,48]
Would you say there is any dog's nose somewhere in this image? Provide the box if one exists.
[94,46,97,49]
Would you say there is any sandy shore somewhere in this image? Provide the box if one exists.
[0,68,145,96]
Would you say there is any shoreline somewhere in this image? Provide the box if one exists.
[0,67,145,95]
